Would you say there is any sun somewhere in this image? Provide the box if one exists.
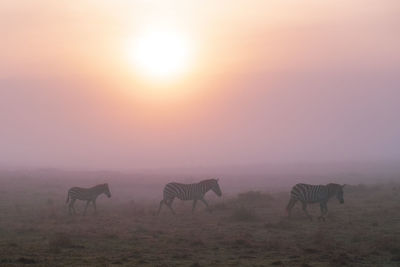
[129,28,192,81]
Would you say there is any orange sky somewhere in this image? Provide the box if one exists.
[1,0,400,169]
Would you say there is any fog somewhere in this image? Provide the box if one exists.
[1,0,400,173]
[1,72,400,170]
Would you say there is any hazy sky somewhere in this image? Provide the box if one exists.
[1,0,400,169]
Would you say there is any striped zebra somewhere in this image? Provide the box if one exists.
[286,183,345,221]
[66,183,111,215]
[157,179,222,215]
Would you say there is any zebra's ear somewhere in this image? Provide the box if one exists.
[342,184,346,188]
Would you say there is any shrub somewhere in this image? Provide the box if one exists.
[237,191,274,203]
[229,206,259,222]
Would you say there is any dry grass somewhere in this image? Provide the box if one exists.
[0,181,399,266]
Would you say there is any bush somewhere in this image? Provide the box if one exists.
[229,206,259,222]
[237,191,274,203]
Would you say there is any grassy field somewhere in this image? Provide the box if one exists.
[0,182,400,266]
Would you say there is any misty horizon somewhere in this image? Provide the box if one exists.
[1,0,400,170]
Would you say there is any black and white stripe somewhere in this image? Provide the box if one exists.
[157,179,222,215]
[286,183,345,221]
[66,183,111,215]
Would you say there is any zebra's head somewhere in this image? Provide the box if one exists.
[103,183,111,198]
[211,179,222,197]
[327,183,344,203]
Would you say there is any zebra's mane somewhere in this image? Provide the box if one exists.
[198,179,217,185]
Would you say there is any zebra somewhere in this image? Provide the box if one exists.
[66,183,111,215]
[286,183,345,221]
[157,179,222,215]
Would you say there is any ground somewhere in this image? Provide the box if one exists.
[0,182,399,266]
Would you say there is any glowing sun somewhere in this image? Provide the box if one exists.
[130,28,192,80]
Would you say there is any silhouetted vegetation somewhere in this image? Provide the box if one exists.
[237,190,274,202]
[229,206,259,222]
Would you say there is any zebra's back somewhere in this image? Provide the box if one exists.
[68,187,97,201]
[163,182,203,201]
[290,183,329,203]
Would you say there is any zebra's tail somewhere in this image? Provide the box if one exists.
[66,193,70,204]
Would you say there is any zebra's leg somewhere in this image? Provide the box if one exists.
[286,198,297,218]
[323,203,328,215]
[92,200,97,214]
[320,202,328,221]
[318,203,325,221]
[157,200,164,215]
[83,200,90,216]
[200,198,211,213]
[72,199,77,215]
[192,199,198,213]
[301,202,312,221]
[68,199,72,215]
[69,199,76,215]
[166,199,176,215]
